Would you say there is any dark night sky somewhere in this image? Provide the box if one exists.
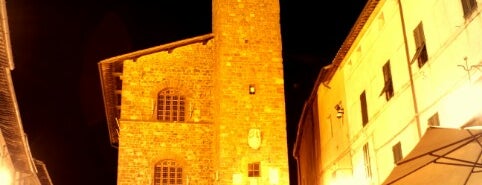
[5,1,365,185]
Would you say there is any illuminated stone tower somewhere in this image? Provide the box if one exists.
[98,0,289,184]
[212,0,289,184]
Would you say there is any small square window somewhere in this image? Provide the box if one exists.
[428,112,440,127]
[248,162,260,177]
[392,142,403,164]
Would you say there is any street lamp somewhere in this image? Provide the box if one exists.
[335,103,344,119]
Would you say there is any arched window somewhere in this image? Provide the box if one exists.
[154,160,183,185]
[157,88,185,122]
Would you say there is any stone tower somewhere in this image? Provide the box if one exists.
[212,0,289,184]
[98,0,289,184]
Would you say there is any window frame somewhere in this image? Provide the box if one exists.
[360,91,369,126]
[248,162,261,177]
[380,60,394,101]
[392,142,403,164]
[154,160,183,185]
[413,22,428,68]
[156,88,186,122]
[428,112,440,127]
[363,143,372,178]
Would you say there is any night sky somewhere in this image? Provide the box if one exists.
[6,1,366,184]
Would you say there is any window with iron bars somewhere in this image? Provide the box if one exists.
[157,88,186,122]
[154,160,183,185]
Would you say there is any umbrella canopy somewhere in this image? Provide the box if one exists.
[382,127,482,185]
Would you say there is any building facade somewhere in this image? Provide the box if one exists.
[294,0,482,184]
[98,0,290,184]
[0,0,53,184]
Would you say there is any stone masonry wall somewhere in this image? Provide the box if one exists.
[213,0,290,184]
[118,40,216,185]
[117,120,215,185]
[121,41,215,123]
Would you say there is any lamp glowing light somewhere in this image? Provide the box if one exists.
[0,166,12,185]
[249,84,256,94]
[232,173,242,185]
[335,103,344,119]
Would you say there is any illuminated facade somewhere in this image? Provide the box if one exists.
[98,0,290,184]
[293,0,482,184]
[0,0,53,184]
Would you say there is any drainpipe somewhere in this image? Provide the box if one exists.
[398,0,422,138]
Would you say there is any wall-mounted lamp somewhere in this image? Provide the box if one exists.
[232,173,243,185]
[331,167,354,185]
[458,56,482,82]
[0,166,12,185]
[249,84,256,95]
[335,103,344,119]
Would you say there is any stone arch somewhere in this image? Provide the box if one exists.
[151,78,195,122]
[150,153,189,185]
[151,78,193,100]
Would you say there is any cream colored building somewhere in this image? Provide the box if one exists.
[98,0,290,184]
[294,0,482,184]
